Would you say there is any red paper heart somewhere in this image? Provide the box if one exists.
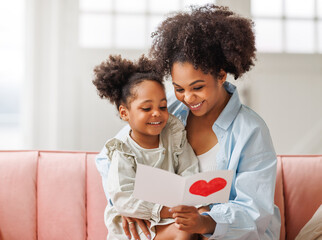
[189,178,227,197]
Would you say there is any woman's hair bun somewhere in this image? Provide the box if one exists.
[150,4,256,79]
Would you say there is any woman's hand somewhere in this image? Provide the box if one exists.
[122,216,151,240]
[170,205,216,234]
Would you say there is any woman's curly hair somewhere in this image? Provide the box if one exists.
[93,55,163,109]
[150,4,256,80]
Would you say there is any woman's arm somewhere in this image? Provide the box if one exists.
[170,205,216,234]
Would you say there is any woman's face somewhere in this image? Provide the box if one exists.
[171,62,227,117]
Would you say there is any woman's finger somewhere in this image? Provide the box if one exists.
[172,212,193,219]
[174,215,190,226]
[122,216,132,240]
[170,205,197,213]
[126,217,140,240]
[136,219,151,240]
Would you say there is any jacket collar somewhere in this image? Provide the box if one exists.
[213,82,241,131]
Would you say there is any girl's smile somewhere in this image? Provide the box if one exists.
[119,80,169,148]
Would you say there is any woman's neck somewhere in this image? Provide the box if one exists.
[130,131,160,149]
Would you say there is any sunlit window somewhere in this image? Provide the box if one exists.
[78,0,214,49]
[0,0,25,149]
[252,0,322,53]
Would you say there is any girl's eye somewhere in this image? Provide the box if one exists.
[160,106,167,111]
[142,108,151,112]
[194,86,204,90]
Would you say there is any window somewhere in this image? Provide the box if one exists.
[0,0,25,149]
[78,0,214,49]
[251,0,322,53]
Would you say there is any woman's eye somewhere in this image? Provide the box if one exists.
[194,86,204,90]
[142,108,151,112]
[175,88,184,93]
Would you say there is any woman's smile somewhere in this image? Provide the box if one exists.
[188,101,205,111]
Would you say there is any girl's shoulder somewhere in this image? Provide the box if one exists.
[105,136,135,160]
[161,114,187,150]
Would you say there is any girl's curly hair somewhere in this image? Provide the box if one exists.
[150,4,256,80]
[93,55,163,109]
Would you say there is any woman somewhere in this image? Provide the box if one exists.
[96,4,281,240]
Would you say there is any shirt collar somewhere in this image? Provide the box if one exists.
[213,82,241,131]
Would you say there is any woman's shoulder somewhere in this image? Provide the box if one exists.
[235,104,270,132]
[231,105,275,154]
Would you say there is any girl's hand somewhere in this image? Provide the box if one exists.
[170,205,216,234]
[122,216,151,240]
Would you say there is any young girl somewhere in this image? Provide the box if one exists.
[93,55,202,240]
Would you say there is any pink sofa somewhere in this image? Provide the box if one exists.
[0,151,321,240]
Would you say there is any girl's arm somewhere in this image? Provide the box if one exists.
[107,150,162,221]
[121,208,173,240]
[95,125,131,200]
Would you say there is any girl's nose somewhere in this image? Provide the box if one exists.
[152,110,161,117]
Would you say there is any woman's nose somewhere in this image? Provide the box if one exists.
[184,92,195,104]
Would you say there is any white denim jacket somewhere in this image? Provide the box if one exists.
[100,114,199,239]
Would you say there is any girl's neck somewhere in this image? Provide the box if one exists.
[130,131,160,149]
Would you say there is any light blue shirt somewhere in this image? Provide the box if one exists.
[96,82,281,239]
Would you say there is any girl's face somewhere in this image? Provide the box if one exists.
[120,80,169,141]
[171,62,227,117]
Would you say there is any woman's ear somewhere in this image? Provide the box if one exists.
[218,69,227,86]
[119,105,129,121]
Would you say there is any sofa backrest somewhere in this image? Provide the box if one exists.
[0,151,107,240]
[1,151,321,240]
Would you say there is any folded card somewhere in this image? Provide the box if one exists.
[133,164,233,207]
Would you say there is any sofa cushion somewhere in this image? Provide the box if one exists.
[282,156,322,240]
[37,152,86,240]
[0,151,38,240]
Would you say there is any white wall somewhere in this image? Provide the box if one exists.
[26,0,322,154]
[247,54,322,154]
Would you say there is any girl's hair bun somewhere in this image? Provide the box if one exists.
[93,55,163,108]
[93,55,135,105]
